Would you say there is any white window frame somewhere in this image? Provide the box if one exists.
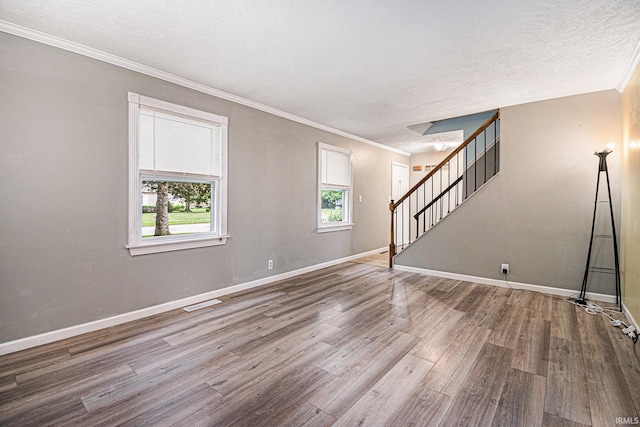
[127,92,229,255]
[317,142,354,233]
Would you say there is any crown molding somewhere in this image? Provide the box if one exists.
[617,37,640,93]
[0,20,410,157]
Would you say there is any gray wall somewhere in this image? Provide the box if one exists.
[395,90,623,295]
[0,33,407,342]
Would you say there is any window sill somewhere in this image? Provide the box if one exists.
[127,235,229,256]
[316,223,354,233]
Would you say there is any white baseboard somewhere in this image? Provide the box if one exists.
[0,247,387,356]
[622,303,639,331]
[393,264,617,303]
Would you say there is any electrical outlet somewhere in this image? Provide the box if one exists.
[268,260,273,270]
[501,263,509,274]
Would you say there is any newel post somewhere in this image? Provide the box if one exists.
[389,200,395,268]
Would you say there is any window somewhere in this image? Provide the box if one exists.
[317,142,353,232]
[127,93,228,255]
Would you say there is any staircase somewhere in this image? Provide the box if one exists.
[389,111,500,267]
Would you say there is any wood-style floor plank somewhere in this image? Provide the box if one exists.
[318,319,406,377]
[421,326,491,397]
[492,368,546,427]
[175,342,336,426]
[208,323,340,395]
[390,384,452,427]
[396,296,456,339]
[309,331,419,418]
[511,316,550,377]
[605,321,640,415]
[469,291,510,329]
[238,367,334,426]
[544,336,592,426]
[5,396,88,427]
[452,283,489,314]
[162,301,278,346]
[128,329,256,375]
[0,376,17,393]
[67,309,189,355]
[551,297,580,340]
[437,342,513,426]
[410,309,468,362]
[0,255,638,426]
[259,402,337,427]
[124,382,223,427]
[0,363,135,425]
[577,311,638,427]
[80,346,232,413]
[543,412,591,427]
[333,353,434,426]
[0,329,110,368]
[0,347,71,378]
[486,303,529,350]
[69,353,234,426]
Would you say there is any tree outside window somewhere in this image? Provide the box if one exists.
[321,189,345,223]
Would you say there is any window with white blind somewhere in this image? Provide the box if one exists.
[317,142,353,232]
[127,92,228,255]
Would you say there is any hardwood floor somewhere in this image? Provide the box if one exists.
[1,256,639,426]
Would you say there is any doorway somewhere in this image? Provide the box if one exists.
[391,162,410,247]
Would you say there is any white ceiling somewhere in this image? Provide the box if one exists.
[1,0,639,153]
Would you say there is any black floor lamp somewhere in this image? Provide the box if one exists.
[576,145,622,311]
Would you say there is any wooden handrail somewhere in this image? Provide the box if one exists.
[390,111,499,210]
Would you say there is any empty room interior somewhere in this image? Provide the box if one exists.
[1,1,640,426]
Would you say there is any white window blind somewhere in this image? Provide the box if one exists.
[321,149,351,187]
[139,108,221,177]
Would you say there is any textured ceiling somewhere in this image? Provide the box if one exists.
[1,0,639,153]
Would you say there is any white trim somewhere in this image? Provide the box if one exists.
[127,93,141,248]
[127,92,229,255]
[617,37,640,92]
[393,264,618,303]
[0,21,409,157]
[219,121,229,237]
[317,142,354,231]
[391,162,410,168]
[0,247,387,356]
[318,141,351,156]
[317,224,354,233]
[622,303,640,332]
[127,236,229,256]
[139,94,227,125]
